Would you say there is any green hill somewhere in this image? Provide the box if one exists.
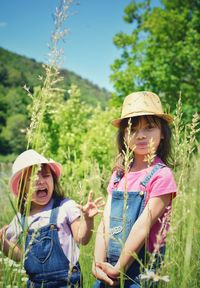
[0,46,111,106]
[0,47,111,159]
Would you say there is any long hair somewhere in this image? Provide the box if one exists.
[17,164,64,215]
[114,115,172,172]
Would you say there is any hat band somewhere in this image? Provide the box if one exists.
[121,110,163,118]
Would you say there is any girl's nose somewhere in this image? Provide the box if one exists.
[136,129,146,139]
[36,173,45,185]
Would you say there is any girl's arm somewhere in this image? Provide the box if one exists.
[70,191,104,245]
[0,225,22,262]
[97,193,172,279]
[70,212,93,245]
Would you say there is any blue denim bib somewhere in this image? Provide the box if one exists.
[94,163,165,288]
[22,198,82,288]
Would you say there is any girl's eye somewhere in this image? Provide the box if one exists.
[146,125,154,130]
[130,126,137,132]
[125,127,136,134]
[44,174,50,177]
[43,174,51,178]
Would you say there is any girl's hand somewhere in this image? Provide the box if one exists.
[77,191,105,219]
[93,263,118,286]
[96,262,120,280]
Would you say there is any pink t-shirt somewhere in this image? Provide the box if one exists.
[107,157,177,252]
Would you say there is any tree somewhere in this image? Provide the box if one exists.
[110,0,200,120]
[0,63,8,85]
[54,84,93,162]
[1,114,27,154]
[0,85,7,128]
[81,107,118,171]
[6,87,31,116]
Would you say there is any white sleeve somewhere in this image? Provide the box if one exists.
[6,213,22,243]
[66,200,81,224]
[59,199,81,225]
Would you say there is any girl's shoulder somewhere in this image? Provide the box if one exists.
[57,197,81,224]
[146,161,177,198]
[10,212,22,223]
[149,157,175,179]
[59,197,78,208]
[151,161,175,181]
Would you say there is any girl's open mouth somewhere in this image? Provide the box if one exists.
[36,188,48,198]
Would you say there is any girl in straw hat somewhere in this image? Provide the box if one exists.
[92,91,177,287]
[0,149,104,288]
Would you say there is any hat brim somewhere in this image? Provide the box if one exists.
[112,112,173,127]
[10,162,62,197]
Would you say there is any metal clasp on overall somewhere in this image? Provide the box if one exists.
[139,190,145,197]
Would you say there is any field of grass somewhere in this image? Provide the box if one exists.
[0,147,200,287]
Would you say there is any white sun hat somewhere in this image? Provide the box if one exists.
[9,149,62,196]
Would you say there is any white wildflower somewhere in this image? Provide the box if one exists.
[140,269,170,283]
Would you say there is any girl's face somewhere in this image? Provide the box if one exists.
[25,164,54,211]
[124,116,163,157]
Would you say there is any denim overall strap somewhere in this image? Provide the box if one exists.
[49,197,62,224]
[21,215,26,231]
[20,214,26,247]
[24,198,82,288]
[140,163,165,189]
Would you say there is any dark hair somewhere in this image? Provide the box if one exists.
[114,115,172,172]
[17,164,64,215]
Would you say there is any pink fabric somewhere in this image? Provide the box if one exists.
[107,157,177,252]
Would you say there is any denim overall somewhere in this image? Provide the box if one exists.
[22,198,81,288]
[93,163,165,288]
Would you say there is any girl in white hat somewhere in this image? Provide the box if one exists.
[92,91,177,287]
[0,149,104,288]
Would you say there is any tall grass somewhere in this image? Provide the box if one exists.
[26,0,72,153]
[159,101,200,287]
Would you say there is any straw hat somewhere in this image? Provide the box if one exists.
[112,91,173,127]
[9,149,62,196]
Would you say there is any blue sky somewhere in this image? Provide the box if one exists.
[0,0,136,91]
